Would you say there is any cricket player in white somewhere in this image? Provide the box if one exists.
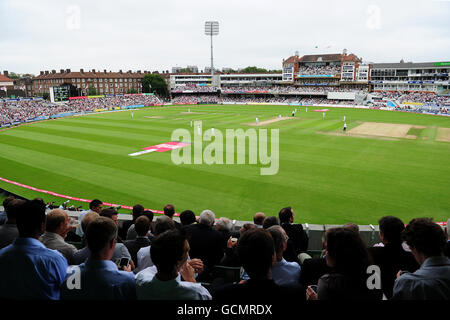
[343,122,347,132]
[131,111,134,119]
[256,117,259,125]
[323,112,325,119]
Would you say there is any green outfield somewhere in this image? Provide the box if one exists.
[0,104,449,224]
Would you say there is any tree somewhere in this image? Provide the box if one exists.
[127,88,138,94]
[42,92,50,100]
[142,74,169,98]
[8,72,20,79]
[239,66,269,73]
[237,66,282,74]
[88,85,97,96]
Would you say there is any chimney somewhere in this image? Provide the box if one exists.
[80,69,84,73]
[128,70,131,73]
[92,69,96,74]
[66,69,71,73]
[3,71,8,77]
[45,71,49,75]
[40,71,44,75]
[60,69,64,74]
[52,70,56,74]
[104,69,107,73]
[137,70,141,73]
[119,70,122,74]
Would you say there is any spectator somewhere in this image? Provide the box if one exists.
[72,211,133,268]
[240,223,257,233]
[267,225,302,289]
[306,227,382,300]
[127,210,154,240]
[179,210,196,226]
[135,229,211,300]
[76,199,102,237]
[39,209,78,265]
[100,208,124,242]
[300,222,360,287]
[369,216,419,299]
[136,215,176,271]
[184,210,224,279]
[121,204,144,240]
[0,199,68,299]
[262,216,279,229]
[79,211,100,246]
[124,216,151,269]
[61,217,136,300]
[343,222,359,234]
[253,212,266,228]
[392,218,450,300]
[164,204,181,229]
[279,207,309,263]
[299,253,331,288]
[136,215,204,277]
[0,198,24,249]
[445,218,450,259]
[0,196,15,225]
[215,217,233,249]
[221,221,256,267]
[212,228,305,301]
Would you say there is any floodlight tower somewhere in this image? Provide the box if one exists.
[204,21,219,76]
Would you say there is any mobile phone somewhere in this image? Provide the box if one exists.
[309,285,318,293]
[231,237,238,243]
[117,258,130,268]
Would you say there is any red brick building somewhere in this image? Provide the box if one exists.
[0,72,14,97]
[32,69,150,96]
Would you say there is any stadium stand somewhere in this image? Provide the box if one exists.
[0,194,448,300]
[0,94,163,127]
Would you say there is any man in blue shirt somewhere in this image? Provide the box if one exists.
[393,218,450,300]
[0,199,68,300]
[61,216,136,300]
[268,225,302,289]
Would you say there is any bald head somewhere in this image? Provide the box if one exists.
[253,212,266,226]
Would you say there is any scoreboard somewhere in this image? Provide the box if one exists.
[50,86,69,103]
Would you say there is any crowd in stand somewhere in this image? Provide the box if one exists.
[374,91,450,107]
[171,84,220,93]
[0,100,72,125]
[67,95,162,111]
[2,88,449,127]
[0,95,163,126]
[171,95,221,104]
[297,65,341,76]
[0,195,449,301]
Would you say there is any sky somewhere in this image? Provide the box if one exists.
[1,0,449,75]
